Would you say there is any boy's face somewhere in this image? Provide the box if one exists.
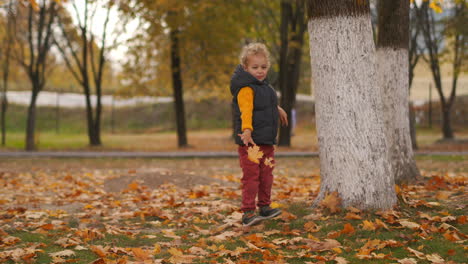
[243,54,269,81]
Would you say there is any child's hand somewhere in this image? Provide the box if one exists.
[238,129,256,146]
[278,106,289,127]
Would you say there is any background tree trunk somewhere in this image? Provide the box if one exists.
[1,0,14,146]
[409,4,422,150]
[417,1,457,140]
[307,0,396,210]
[377,0,420,184]
[278,0,307,147]
[25,90,39,150]
[170,27,188,148]
[20,1,57,151]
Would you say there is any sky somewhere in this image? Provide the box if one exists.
[65,1,140,66]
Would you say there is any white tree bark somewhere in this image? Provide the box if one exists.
[309,14,396,210]
[378,48,420,183]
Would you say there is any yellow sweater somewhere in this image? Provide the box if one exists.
[237,86,254,132]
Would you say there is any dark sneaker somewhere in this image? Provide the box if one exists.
[259,206,281,219]
[242,211,263,226]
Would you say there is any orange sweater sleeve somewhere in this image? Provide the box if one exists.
[237,86,254,132]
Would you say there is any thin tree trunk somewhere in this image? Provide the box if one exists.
[278,0,306,147]
[417,2,455,140]
[441,105,454,139]
[1,0,13,146]
[377,0,420,184]
[1,95,7,146]
[307,0,396,210]
[409,102,418,149]
[170,27,188,148]
[25,89,39,150]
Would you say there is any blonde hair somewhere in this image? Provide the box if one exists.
[239,42,271,68]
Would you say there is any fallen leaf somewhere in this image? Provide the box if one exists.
[341,223,355,235]
[399,220,420,230]
[398,258,418,264]
[375,218,389,230]
[457,215,466,224]
[345,213,362,220]
[131,248,152,261]
[334,256,349,264]
[426,253,444,263]
[320,192,341,213]
[49,250,75,258]
[443,231,461,242]
[167,247,183,257]
[304,221,321,233]
[362,220,376,231]
[407,247,425,259]
[89,245,107,258]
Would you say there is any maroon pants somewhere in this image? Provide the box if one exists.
[238,145,275,212]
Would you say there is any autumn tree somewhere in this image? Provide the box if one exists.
[277,0,307,146]
[13,0,57,150]
[409,3,423,150]
[54,0,115,146]
[119,0,254,147]
[307,0,396,209]
[416,0,465,139]
[377,0,420,183]
[0,0,15,146]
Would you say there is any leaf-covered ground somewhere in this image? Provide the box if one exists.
[0,157,466,263]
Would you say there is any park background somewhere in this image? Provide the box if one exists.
[0,0,466,152]
[0,0,467,264]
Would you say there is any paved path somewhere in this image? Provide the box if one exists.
[0,151,467,158]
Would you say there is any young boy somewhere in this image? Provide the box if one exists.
[230,42,288,226]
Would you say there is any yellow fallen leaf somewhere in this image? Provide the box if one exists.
[362,220,376,231]
[247,145,264,164]
[375,218,389,230]
[270,202,284,208]
[167,247,183,257]
[153,244,161,254]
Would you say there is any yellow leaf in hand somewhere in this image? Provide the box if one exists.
[247,145,264,164]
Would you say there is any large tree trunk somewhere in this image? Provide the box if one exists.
[377,0,420,184]
[307,0,396,210]
[170,27,188,148]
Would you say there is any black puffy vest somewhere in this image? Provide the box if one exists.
[230,65,279,145]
